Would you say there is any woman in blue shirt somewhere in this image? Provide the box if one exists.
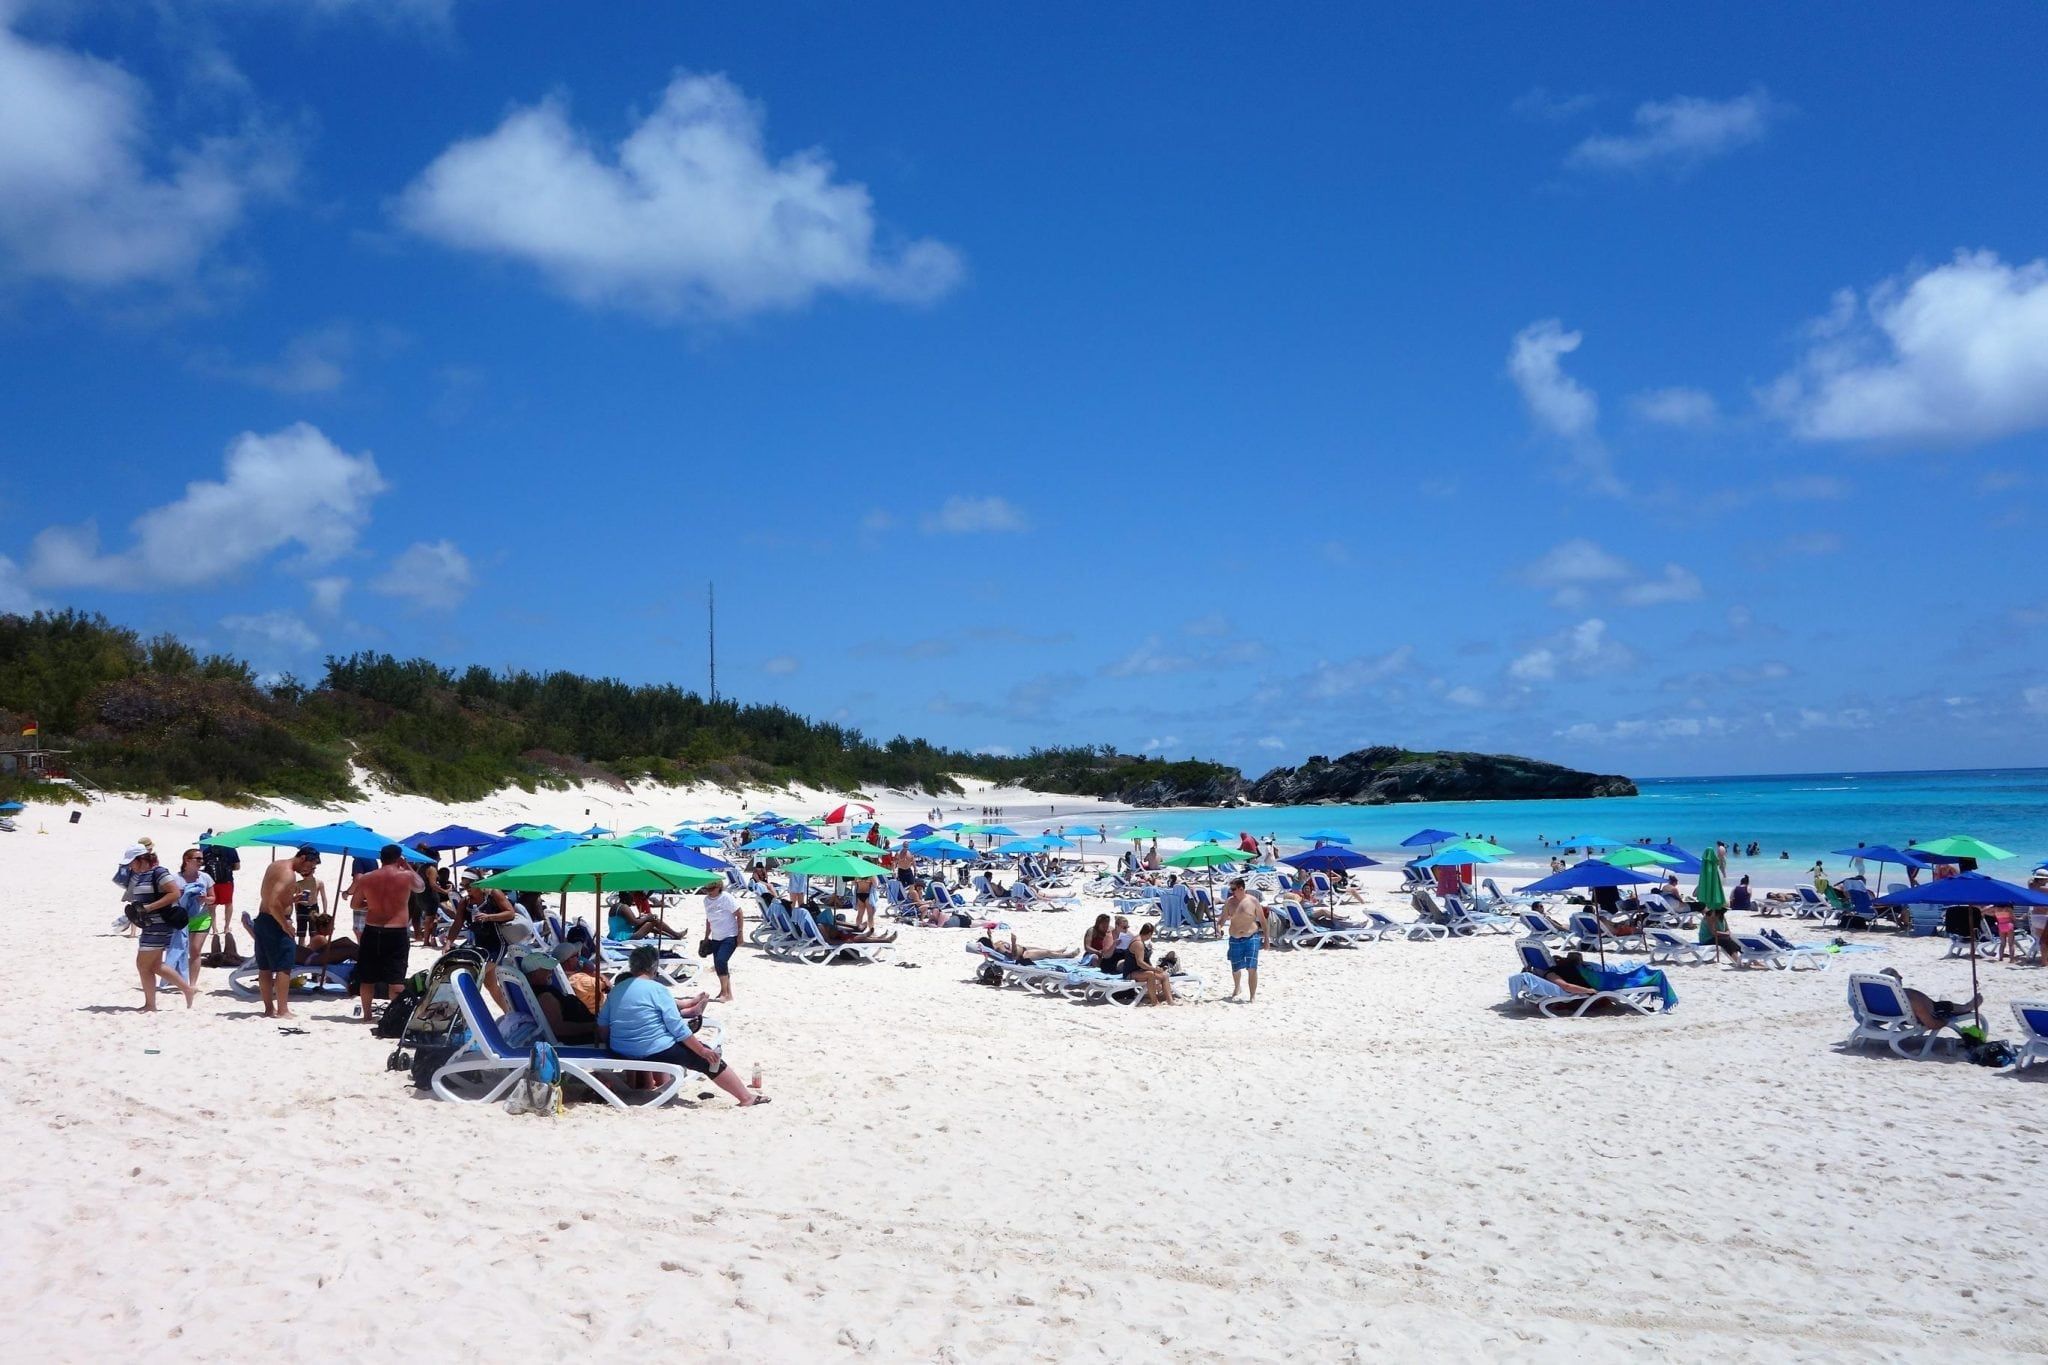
[596,946,766,1106]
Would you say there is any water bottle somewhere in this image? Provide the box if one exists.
[750,1065,763,1092]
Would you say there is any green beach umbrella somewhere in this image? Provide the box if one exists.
[202,817,301,848]
[1446,837,1514,858]
[1695,845,1727,912]
[1164,842,1248,869]
[1914,835,2015,863]
[1604,846,1680,870]
[781,850,890,879]
[475,842,719,950]
[473,843,721,894]
[1123,827,1162,841]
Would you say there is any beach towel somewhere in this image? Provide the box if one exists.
[1584,961,1678,1011]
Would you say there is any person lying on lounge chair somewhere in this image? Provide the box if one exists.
[608,892,682,940]
[1548,950,1679,1011]
[1523,901,1570,934]
[978,933,1072,964]
[1877,967,1981,1036]
[814,906,897,944]
[516,951,598,1043]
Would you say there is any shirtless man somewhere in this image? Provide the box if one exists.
[349,844,423,1024]
[255,847,322,1018]
[1220,877,1267,1003]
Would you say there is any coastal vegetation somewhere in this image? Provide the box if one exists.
[0,612,1629,807]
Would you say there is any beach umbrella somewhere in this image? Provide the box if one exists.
[1186,826,1237,844]
[1033,833,1077,849]
[737,836,790,854]
[1413,846,1501,867]
[1913,835,2016,864]
[1122,826,1162,840]
[628,825,665,838]
[822,801,876,824]
[1831,844,1925,893]
[995,838,1057,855]
[0,800,22,813]
[459,833,581,871]
[1281,845,1381,908]
[1694,845,1726,913]
[476,842,720,948]
[1603,846,1680,870]
[851,822,901,839]
[1571,835,1626,850]
[1641,842,1704,875]
[1064,826,1104,837]
[1399,828,1457,850]
[1445,837,1514,858]
[1517,860,1663,895]
[1300,828,1354,845]
[278,821,435,862]
[405,823,500,852]
[202,817,301,849]
[1516,860,1663,966]
[628,837,732,872]
[1164,842,1248,869]
[907,836,977,862]
[901,823,938,841]
[781,850,890,878]
[672,830,723,849]
[1877,873,2048,1030]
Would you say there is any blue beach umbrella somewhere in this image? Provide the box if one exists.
[995,837,1058,855]
[738,837,791,854]
[0,801,24,813]
[459,833,580,870]
[1282,846,1381,872]
[1064,825,1104,838]
[279,820,435,862]
[405,823,499,852]
[901,823,938,841]
[672,830,723,849]
[907,836,977,862]
[1572,835,1626,850]
[629,837,732,872]
[1517,860,1663,895]
[1642,842,1703,875]
[1877,873,2048,1029]
[1832,844,1927,893]
[1186,826,1237,843]
[1414,846,1500,868]
[1399,828,1457,849]
[1301,828,1355,845]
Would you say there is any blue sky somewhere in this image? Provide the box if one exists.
[2,1,2045,779]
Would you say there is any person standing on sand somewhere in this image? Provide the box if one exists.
[122,845,195,1011]
[254,848,320,1018]
[349,844,422,1024]
[699,881,744,1004]
[1221,877,1266,1003]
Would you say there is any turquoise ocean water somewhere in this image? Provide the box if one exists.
[1062,769,2048,880]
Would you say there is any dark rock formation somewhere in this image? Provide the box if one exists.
[1245,746,1635,806]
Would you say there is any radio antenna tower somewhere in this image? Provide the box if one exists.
[707,581,718,704]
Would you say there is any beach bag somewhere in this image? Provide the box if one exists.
[1967,1038,2017,1068]
[376,985,422,1039]
[407,1042,459,1091]
[696,936,714,958]
[976,961,1005,986]
[506,1041,562,1116]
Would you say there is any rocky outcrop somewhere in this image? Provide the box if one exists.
[1245,746,1634,805]
[1115,772,1249,808]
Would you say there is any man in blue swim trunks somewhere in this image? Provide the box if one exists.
[1220,877,1267,1003]
[254,846,322,1019]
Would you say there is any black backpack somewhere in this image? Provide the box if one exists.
[375,986,423,1039]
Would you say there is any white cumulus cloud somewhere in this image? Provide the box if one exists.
[1618,564,1704,606]
[762,654,799,676]
[1509,618,1632,684]
[919,496,1028,535]
[1632,386,1717,427]
[371,539,472,611]
[395,71,963,321]
[1568,88,1781,172]
[307,575,349,615]
[0,553,43,613]
[221,610,317,652]
[1508,319,1598,440]
[0,6,293,288]
[1768,250,2048,445]
[26,422,386,590]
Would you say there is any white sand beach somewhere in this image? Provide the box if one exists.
[4,781,2045,1362]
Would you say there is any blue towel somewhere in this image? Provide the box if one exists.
[1585,961,1679,1011]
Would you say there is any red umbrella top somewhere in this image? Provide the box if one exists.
[823,801,876,824]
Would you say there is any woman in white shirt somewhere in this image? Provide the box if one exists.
[700,883,746,1003]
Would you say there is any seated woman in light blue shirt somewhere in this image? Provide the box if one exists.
[596,946,766,1107]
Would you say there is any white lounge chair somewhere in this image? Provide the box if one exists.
[430,969,689,1109]
[767,906,892,965]
[1842,972,1950,1059]
[1272,901,1374,950]
[1568,911,1645,954]
[1444,896,1514,935]
[1645,928,1715,965]
[1507,941,1663,1017]
[1364,908,1448,941]
[2011,1000,2048,1073]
